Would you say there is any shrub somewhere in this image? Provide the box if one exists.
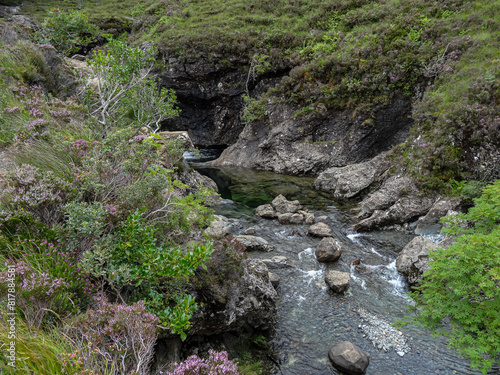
[402,180,500,374]
[38,8,98,56]
[0,164,76,227]
[70,297,159,375]
[0,261,68,328]
[164,350,240,375]
[83,40,179,134]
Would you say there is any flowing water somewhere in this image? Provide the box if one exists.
[189,160,489,375]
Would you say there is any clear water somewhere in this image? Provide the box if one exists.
[195,166,489,375]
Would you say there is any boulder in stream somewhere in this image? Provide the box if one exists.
[328,341,370,375]
[234,235,274,252]
[325,270,350,293]
[414,197,461,235]
[271,194,302,214]
[254,204,277,219]
[395,236,436,284]
[277,212,304,224]
[315,237,342,262]
[308,222,333,237]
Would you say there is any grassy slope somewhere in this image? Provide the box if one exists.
[11,0,500,189]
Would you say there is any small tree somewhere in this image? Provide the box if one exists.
[403,180,500,373]
[39,9,98,56]
[83,40,179,135]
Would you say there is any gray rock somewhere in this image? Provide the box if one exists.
[210,96,412,176]
[262,256,293,269]
[314,152,390,199]
[234,235,273,252]
[415,197,461,235]
[357,175,419,219]
[301,211,315,225]
[189,259,277,336]
[315,237,342,262]
[271,194,302,214]
[268,272,280,288]
[353,196,435,232]
[254,204,277,219]
[242,226,257,235]
[277,212,304,224]
[308,222,333,237]
[325,270,350,293]
[328,341,369,375]
[395,236,437,284]
[205,216,231,237]
[316,215,329,222]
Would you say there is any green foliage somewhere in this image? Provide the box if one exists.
[241,96,266,125]
[402,180,500,373]
[84,39,179,134]
[38,8,99,56]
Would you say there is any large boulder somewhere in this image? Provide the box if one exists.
[314,152,390,199]
[234,235,273,252]
[315,237,342,262]
[414,197,461,235]
[395,236,436,284]
[328,341,370,375]
[189,259,277,335]
[352,196,435,232]
[271,194,302,214]
[325,270,350,293]
[308,222,333,237]
[357,175,419,219]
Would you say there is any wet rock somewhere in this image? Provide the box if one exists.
[395,236,437,284]
[314,152,390,198]
[254,204,277,219]
[277,212,304,224]
[234,235,273,252]
[268,272,280,288]
[262,256,293,269]
[328,341,369,375]
[308,222,333,237]
[301,211,315,225]
[316,215,329,222]
[414,197,461,235]
[242,226,258,235]
[325,270,350,293]
[271,194,302,214]
[315,237,342,262]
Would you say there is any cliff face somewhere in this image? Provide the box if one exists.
[158,56,289,148]
[209,95,412,175]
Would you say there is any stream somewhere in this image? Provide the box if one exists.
[189,157,485,375]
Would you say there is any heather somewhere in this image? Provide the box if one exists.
[0,15,247,374]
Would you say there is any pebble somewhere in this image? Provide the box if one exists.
[356,308,411,356]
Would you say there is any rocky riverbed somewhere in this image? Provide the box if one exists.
[195,165,484,375]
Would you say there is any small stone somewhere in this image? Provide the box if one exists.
[397,351,405,357]
[234,235,273,252]
[242,226,257,235]
[254,204,277,219]
[328,341,370,375]
[325,270,350,293]
[308,222,333,237]
[271,194,302,214]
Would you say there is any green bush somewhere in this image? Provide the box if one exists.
[38,8,99,56]
[403,179,500,373]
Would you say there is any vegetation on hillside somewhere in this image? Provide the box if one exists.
[0,16,247,373]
